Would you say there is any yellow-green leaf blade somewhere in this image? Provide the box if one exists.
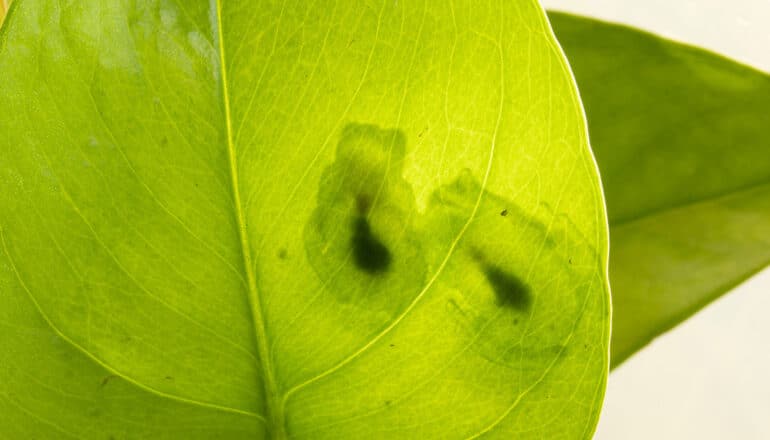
[0,2,610,438]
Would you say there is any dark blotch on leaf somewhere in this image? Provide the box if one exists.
[352,216,391,274]
[355,194,372,215]
[482,264,531,311]
[100,375,118,387]
[500,209,508,216]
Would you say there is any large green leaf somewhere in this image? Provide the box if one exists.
[0,2,609,438]
[549,12,770,368]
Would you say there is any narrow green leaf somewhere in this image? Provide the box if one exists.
[549,11,770,368]
[0,2,610,438]
[0,1,10,26]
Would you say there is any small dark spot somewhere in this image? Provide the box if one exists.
[568,258,572,265]
[389,343,395,348]
[164,376,174,381]
[513,318,519,325]
[482,264,531,311]
[352,216,391,274]
[385,400,391,406]
[355,194,372,215]
[500,209,508,217]
[100,375,118,387]
[278,248,288,260]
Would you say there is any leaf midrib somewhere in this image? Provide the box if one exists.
[214,0,283,436]
[610,178,770,228]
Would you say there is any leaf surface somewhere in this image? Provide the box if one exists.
[0,2,609,438]
[0,1,8,26]
[549,11,770,367]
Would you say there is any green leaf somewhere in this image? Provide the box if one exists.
[549,11,770,368]
[0,2,9,27]
[0,2,609,438]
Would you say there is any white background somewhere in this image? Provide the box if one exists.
[538,0,770,438]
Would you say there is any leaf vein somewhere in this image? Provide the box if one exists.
[0,229,266,423]
[281,0,504,406]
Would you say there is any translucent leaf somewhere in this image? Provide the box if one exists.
[0,3,610,438]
